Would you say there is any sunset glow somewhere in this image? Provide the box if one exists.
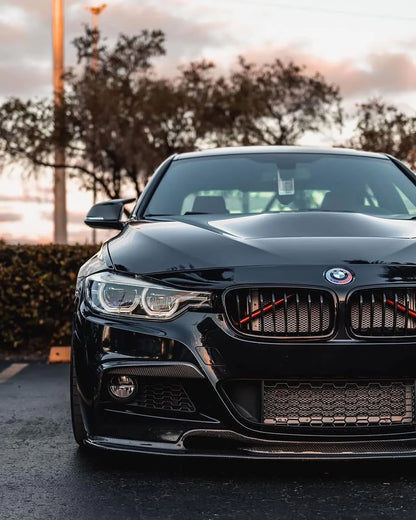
[2,0,416,243]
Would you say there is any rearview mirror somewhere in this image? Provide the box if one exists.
[84,198,136,230]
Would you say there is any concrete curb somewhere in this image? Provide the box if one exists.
[49,347,71,364]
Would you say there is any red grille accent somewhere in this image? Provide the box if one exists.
[350,288,416,337]
[224,287,335,338]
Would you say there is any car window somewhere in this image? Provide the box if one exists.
[144,153,416,219]
[394,185,416,215]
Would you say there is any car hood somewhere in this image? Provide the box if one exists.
[107,212,416,277]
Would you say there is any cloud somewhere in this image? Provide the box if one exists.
[0,211,21,222]
[355,53,416,95]
[0,194,53,203]
[41,210,86,224]
[241,45,416,99]
[2,2,416,103]
[0,0,231,99]
[92,0,231,53]
[0,63,50,98]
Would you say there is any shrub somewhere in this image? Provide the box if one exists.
[0,241,98,356]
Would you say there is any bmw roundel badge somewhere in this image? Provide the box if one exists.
[325,267,353,285]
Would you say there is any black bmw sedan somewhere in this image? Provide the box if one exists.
[72,146,416,459]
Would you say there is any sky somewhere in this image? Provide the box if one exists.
[1,0,416,243]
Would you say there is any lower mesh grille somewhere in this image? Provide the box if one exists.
[136,382,196,413]
[263,381,414,427]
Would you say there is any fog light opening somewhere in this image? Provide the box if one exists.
[108,375,137,400]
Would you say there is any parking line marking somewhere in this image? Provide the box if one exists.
[0,363,28,384]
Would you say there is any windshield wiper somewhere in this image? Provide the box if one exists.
[183,211,212,215]
[144,213,174,218]
[144,212,213,218]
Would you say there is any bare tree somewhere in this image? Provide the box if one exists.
[348,99,416,168]
[208,58,343,146]
[0,28,345,200]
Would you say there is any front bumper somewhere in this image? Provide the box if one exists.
[73,298,416,460]
[85,432,416,460]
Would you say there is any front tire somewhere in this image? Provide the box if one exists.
[70,352,87,445]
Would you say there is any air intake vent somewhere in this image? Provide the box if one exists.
[136,382,196,413]
[263,381,414,427]
[349,288,416,337]
[224,288,335,338]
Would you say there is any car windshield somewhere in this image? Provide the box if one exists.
[144,153,416,219]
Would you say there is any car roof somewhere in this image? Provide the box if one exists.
[174,146,388,161]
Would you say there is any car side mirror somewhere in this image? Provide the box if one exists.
[84,198,136,230]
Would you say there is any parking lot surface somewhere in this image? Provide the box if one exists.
[2,362,416,519]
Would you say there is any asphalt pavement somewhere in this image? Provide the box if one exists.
[2,362,416,520]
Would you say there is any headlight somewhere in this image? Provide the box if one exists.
[85,271,211,320]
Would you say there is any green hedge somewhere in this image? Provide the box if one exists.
[0,241,98,356]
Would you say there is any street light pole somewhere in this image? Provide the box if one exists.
[52,0,67,243]
[85,4,107,69]
[85,4,106,245]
